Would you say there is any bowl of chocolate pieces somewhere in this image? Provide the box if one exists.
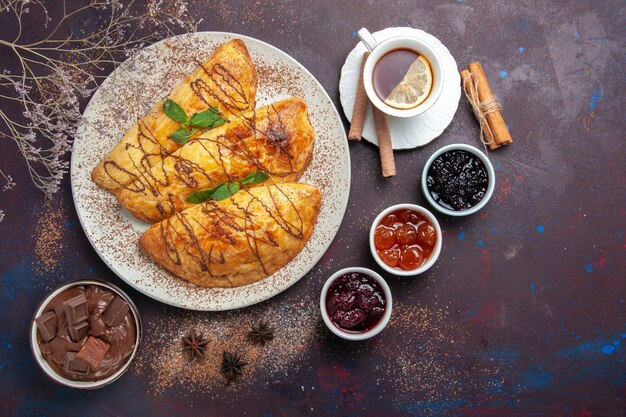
[30,279,141,389]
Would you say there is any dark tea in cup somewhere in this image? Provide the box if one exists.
[373,48,433,110]
[357,27,444,118]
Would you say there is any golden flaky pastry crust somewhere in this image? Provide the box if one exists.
[115,97,314,223]
[91,39,258,192]
[139,183,322,288]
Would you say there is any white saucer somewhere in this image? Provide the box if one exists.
[339,27,461,149]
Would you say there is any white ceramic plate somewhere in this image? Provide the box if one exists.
[339,27,461,149]
[71,32,350,311]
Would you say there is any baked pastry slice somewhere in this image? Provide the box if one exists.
[139,183,322,288]
[115,97,314,222]
[91,39,258,193]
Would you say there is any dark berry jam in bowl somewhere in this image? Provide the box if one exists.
[421,144,495,217]
[320,268,392,341]
[369,204,442,276]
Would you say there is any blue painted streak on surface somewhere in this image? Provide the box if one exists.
[589,87,602,110]
[601,345,616,355]
[522,366,554,389]
[557,337,623,358]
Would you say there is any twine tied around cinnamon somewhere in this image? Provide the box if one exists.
[461,62,513,151]
[462,71,502,152]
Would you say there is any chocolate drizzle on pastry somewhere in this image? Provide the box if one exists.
[193,62,251,119]
[115,98,314,223]
[93,39,258,193]
[158,184,304,280]
[104,59,257,191]
[139,182,320,288]
[92,39,322,290]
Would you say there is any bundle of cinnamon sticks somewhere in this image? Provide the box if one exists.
[348,52,396,177]
[461,62,513,150]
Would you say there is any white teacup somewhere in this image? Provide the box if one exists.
[357,27,445,118]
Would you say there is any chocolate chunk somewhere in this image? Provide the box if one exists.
[63,352,88,375]
[76,336,110,369]
[68,321,89,342]
[35,311,57,342]
[53,303,66,333]
[63,294,89,325]
[103,296,130,327]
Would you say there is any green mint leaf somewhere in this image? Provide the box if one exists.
[211,182,240,201]
[185,188,216,204]
[189,107,226,129]
[170,127,197,144]
[240,171,269,186]
[163,99,188,124]
[210,116,227,129]
[184,171,262,204]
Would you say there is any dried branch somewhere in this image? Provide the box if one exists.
[0,0,198,196]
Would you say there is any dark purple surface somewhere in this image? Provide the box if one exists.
[1,1,625,416]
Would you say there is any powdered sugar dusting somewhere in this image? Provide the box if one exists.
[133,293,323,395]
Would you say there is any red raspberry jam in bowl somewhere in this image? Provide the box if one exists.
[370,204,442,276]
[320,267,392,341]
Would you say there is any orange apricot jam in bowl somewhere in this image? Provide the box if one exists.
[369,204,442,276]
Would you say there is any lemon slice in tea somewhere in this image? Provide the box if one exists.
[384,55,433,109]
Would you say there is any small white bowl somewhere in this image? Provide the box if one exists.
[320,267,392,341]
[30,279,141,389]
[421,143,495,217]
[370,204,442,276]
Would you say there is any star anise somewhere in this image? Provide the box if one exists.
[247,320,275,346]
[181,328,209,362]
[220,350,248,384]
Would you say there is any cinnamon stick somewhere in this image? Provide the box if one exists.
[348,52,370,141]
[372,106,396,177]
[461,69,496,148]
[467,62,513,149]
